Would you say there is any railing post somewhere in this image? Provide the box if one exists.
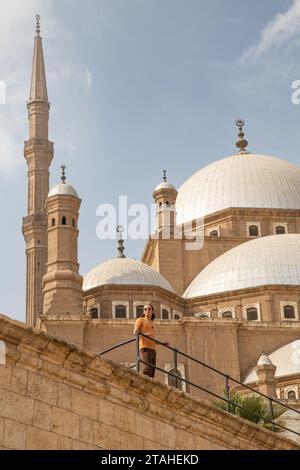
[268,398,275,432]
[136,330,140,373]
[173,348,178,389]
[225,375,230,412]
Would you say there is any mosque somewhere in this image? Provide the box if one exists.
[21,16,300,413]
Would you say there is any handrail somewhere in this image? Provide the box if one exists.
[99,332,300,438]
[98,337,136,356]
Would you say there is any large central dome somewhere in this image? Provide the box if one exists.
[176,153,300,225]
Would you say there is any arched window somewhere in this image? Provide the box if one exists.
[136,305,144,318]
[72,218,75,227]
[249,225,259,237]
[51,218,55,227]
[62,216,66,225]
[89,307,99,319]
[168,368,183,390]
[173,312,182,320]
[210,230,218,237]
[246,307,258,321]
[194,312,210,318]
[222,311,233,318]
[287,390,296,400]
[276,225,285,235]
[283,305,296,320]
[162,309,169,320]
[115,305,127,319]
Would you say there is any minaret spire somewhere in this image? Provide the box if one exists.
[116,225,126,258]
[235,119,248,154]
[61,165,66,184]
[29,14,49,112]
[22,15,54,327]
[35,14,41,36]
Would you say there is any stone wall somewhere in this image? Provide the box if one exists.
[0,314,298,450]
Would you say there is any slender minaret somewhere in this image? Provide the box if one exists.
[22,15,53,326]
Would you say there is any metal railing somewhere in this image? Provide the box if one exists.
[99,332,300,438]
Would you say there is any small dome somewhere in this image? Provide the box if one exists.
[176,153,300,225]
[244,340,300,383]
[154,181,177,192]
[83,257,174,292]
[257,354,273,366]
[183,234,300,298]
[48,183,78,198]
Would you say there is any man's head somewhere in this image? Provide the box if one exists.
[143,303,155,320]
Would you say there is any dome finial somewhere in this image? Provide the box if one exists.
[163,170,167,182]
[61,165,66,184]
[116,225,126,258]
[235,119,248,154]
[35,14,41,37]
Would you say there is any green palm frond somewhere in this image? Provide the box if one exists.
[213,389,286,432]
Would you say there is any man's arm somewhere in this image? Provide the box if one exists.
[133,318,142,335]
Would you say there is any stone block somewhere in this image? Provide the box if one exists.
[4,419,26,449]
[120,431,144,450]
[79,416,93,444]
[57,383,72,410]
[11,367,27,395]
[51,407,80,440]
[93,421,120,449]
[154,421,175,449]
[174,429,196,449]
[26,426,58,450]
[72,388,98,419]
[0,365,11,390]
[27,372,57,406]
[136,414,157,442]
[57,436,73,450]
[99,398,114,426]
[0,387,34,424]
[113,405,137,434]
[33,401,52,431]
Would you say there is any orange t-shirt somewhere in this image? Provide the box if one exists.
[134,317,156,351]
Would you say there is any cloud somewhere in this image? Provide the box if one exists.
[241,0,300,61]
[0,0,91,179]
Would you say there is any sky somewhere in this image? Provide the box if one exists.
[1,0,300,322]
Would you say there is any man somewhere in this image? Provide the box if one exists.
[133,304,168,378]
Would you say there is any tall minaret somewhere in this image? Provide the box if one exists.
[22,15,53,326]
